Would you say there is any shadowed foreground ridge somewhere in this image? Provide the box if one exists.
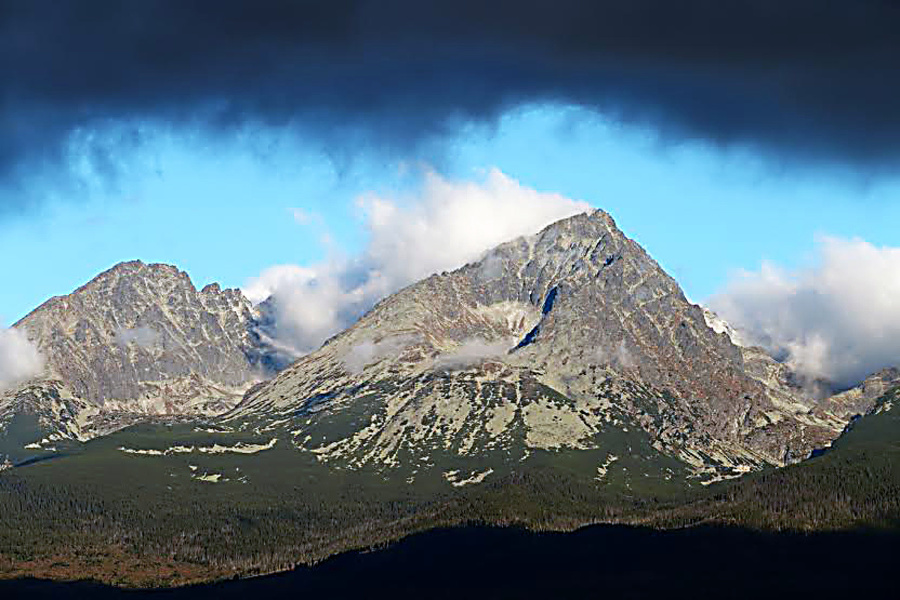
[1,525,898,599]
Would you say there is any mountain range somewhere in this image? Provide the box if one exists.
[1,210,898,586]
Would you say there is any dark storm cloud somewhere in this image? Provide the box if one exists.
[2,0,900,209]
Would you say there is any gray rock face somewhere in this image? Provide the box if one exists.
[816,368,900,422]
[228,210,870,482]
[2,261,273,443]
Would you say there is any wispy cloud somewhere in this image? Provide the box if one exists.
[709,236,900,389]
[434,338,512,371]
[594,339,636,370]
[0,329,44,391]
[341,334,421,374]
[114,325,161,349]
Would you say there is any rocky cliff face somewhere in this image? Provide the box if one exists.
[225,210,859,483]
[1,261,274,447]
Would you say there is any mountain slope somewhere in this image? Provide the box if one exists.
[0,261,276,461]
[225,210,848,484]
[677,384,900,530]
[2,211,899,587]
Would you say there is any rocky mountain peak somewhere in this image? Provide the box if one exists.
[2,261,279,445]
[226,210,856,484]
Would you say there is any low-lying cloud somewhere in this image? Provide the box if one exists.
[243,168,590,355]
[342,334,421,374]
[0,328,44,391]
[594,339,636,370]
[435,339,512,371]
[115,325,161,349]
[709,236,900,390]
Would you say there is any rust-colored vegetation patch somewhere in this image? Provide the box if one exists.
[0,548,229,588]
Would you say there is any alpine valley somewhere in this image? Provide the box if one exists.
[2,210,899,587]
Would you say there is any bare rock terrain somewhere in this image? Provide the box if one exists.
[1,261,273,446]
[228,210,881,483]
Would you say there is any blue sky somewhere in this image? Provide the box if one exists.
[2,103,899,327]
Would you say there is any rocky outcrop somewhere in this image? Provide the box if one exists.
[816,368,900,422]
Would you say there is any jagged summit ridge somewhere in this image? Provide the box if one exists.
[1,260,277,448]
[15,259,263,404]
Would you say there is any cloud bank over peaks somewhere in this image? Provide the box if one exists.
[6,0,900,210]
[243,168,590,355]
[709,237,900,390]
[0,328,44,391]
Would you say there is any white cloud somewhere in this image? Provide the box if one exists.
[435,338,512,371]
[115,325,161,349]
[614,340,636,369]
[709,236,900,390]
[0,328,44,391]
[341,334,420,374]
[594,339,636,369]
[244,168,591,355]
[243,264,317,305]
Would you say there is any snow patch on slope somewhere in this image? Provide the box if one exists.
[118,438,277,456]
[443,468,494,487]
